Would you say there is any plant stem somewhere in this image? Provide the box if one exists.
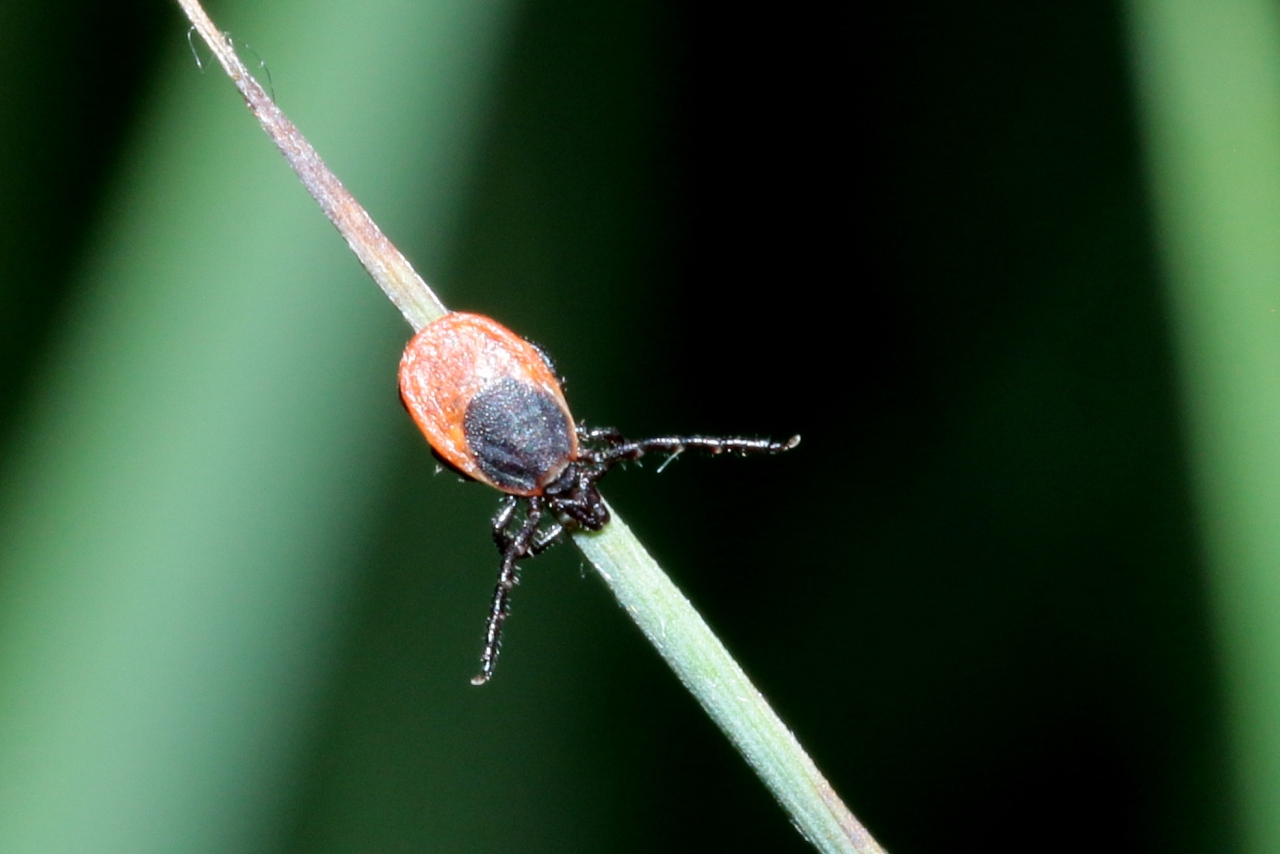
[176,0,446,330]
[575,512,882,854]
[176,1,881,849]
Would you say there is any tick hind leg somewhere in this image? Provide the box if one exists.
[475,496,560,686]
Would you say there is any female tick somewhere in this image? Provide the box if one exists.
[399,311,798,685]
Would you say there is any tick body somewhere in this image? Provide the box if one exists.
[399,311,798,685]
[399,312,577,497]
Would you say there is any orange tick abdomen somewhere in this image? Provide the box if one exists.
[398,312,578,496]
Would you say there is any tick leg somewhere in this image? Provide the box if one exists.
[493,495,562,556]
[473,497,543,686]
[596,434,800,466]
[529,521,565,555]
[491,495,520,552]
[578,424,625,446]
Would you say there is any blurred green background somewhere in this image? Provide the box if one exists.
[4,0,1280,851]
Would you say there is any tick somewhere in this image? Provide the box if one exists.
[398,311,799,684]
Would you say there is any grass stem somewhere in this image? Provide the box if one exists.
[176,1,880,848]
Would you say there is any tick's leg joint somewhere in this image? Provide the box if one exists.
[490,495,520,552]
[578,423,625,447]
[529,521,565,555]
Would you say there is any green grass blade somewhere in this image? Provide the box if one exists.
[1129,3,1280,850]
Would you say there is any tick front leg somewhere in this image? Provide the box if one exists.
[596,434,800,466]
[578,424,624,446]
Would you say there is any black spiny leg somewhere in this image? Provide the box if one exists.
[492,494,564,557]
[594,434,800,468]
[473,496,545,686]
[491,495,520,552]
[578,424,625,446]
[529,520,566,555]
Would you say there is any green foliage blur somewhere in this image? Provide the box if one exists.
[0,1,1255,852]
